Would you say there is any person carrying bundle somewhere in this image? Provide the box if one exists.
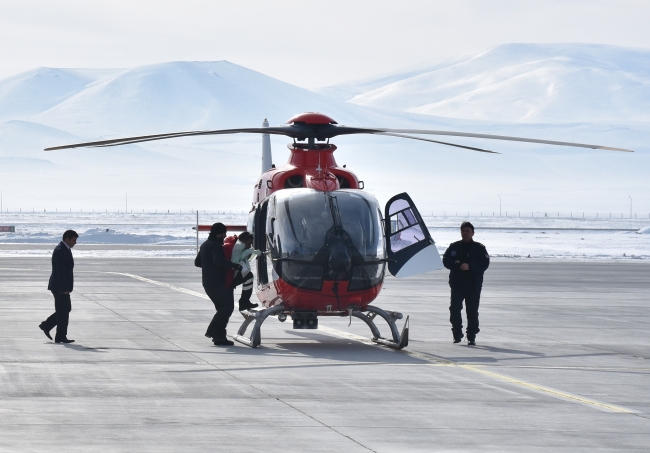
[195,223,242,346]
[230,231,262,311]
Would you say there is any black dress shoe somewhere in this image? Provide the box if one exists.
[39,323,53,340]
[239,302,259,311]
[55,338,75,344]
[468,338,476,346]
[213,338,234,346]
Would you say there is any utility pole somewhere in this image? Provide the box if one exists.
[498,195,501,217]
[126,193,128,213]
[629,196,632,219]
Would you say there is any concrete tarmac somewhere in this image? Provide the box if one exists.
[1,258,649,452]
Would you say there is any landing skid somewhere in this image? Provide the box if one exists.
[232,303,408,350]
[352,305,409,350]
[232,304,285,348]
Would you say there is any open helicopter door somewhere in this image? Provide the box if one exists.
[385,193,443,278]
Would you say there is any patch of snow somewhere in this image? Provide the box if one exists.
[0,213,648,260]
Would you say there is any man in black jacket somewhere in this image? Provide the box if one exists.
[195,223,242,346]
[39,230,78,343]
[442,222,490,345]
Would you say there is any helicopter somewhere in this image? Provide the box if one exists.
[46,112,632,349]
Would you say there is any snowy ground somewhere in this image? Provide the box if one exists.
[428,215,650,261]
[0,212,648,260]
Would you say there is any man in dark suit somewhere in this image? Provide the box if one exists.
[39,230,78,343]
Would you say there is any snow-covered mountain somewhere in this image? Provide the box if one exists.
[6,61,418,139]
[317,43,650,123]
[0,61,427,211]
[0,68,121,121]
[0,49,648,214]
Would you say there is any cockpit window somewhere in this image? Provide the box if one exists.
[275,190,333,260]
[270,189,386,290]
[274,189,384,262]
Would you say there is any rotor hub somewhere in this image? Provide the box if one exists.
[286,112,338,125]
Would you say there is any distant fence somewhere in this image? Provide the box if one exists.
[429,212,648,219]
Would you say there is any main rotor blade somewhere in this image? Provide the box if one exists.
[373,132,499,154]
[44,122,633,153]
[44,127,298,151]
[373,128,634,152]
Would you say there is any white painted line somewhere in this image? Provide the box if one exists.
[0,268,37,271]
[106,272,209,300]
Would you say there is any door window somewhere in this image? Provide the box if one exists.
[255,200,269,287]
[384,193,441,278]
[388,199,426,252]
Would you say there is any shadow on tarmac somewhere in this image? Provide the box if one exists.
[51,343,109,353]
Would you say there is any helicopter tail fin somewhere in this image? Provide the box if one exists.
[261,118,273,173]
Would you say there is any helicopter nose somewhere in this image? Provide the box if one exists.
[328,240,351,274]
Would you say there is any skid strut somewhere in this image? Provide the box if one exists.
[232,304,285,348]
[352,305,409,349]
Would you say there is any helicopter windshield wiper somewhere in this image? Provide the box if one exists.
[327,194,344,234]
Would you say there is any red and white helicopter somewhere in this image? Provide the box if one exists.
[47,112,631,349]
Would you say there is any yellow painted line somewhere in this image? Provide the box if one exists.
[107,272,635,414]
[490,365,650,372]
[318,326,634,413]
[457,364,633,413]
[317,325,374,345]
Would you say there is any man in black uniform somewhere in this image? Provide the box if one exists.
[442,222,489,345]
[195,223,242,346]
[39,229,78,343]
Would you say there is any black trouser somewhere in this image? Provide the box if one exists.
[42,291,71,340]
[449,286,481,339]
[204,284,233,340]
[236,272,254,306]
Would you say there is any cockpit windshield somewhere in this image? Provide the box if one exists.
[265,189,386,291]
[272,189,385,263]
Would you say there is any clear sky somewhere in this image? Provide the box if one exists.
[1,0,649,88]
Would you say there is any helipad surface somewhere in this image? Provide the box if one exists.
[1,258,649,452]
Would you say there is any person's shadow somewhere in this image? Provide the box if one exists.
[51,343,109,353]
